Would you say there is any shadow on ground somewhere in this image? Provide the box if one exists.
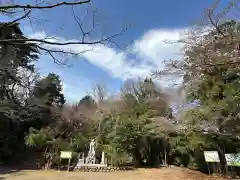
[0,166,30,180]
[0,167,21,175]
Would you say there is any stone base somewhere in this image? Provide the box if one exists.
[75,163,107,170]
[77,159,85,164]
[74,165,135,172]
[78,164,107,167]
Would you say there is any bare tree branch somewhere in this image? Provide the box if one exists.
[36,44,93,56]
[206,8,225,36]
[71,6,96,43]
[36,44,93,65]
[0,0,127,64]
[0,31,125,45]
[0,0,91,10]
[7,9,31,26]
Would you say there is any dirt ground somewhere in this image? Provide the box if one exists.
[0,167,228,180]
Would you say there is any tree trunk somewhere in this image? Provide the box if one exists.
[163,137,167,166]
[133,148,141,167]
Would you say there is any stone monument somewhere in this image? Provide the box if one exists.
[86,139,96,164]
[75,138,107,170]
[76,152,85,165]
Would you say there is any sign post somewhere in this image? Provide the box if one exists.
[204,151,220,163]
[204,151,220,175]
[225,153,240,167]
[60,151,72,171]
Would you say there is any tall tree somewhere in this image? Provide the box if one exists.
[0,22,38,104]
[32,73,65,107]
[183,20,240,134]
[159,20,240,135]
[78,95,96,109]
[0,22,39,163]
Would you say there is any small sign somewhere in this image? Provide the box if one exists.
[60,151,72,159]
[204,151,220,162]
[225,153,240,166]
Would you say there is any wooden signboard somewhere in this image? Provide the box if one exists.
[60,151,72,159]
[225,153,240,167]
[204,151,220,162]
[60,151,72,171]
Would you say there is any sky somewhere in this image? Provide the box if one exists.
[0,0,230,103]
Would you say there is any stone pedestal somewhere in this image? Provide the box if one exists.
[101,152,105,164]
[75,158,85,169]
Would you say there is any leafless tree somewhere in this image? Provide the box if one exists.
[153,0,240,106]
[91,82,109,103]
[15,68,40,102]
[152,0,240,135]
[0,0,127,64]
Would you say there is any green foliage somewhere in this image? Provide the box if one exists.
[0,131,24,163]
[0,22,40,163]
[70,133,88,152]
[78,95,96,108]
[25,127,72,167]
[183,20,240,134]
[25,127,69,151]
[159,20,240,171]
[33,73,65,107]
[25,128,49,147]
[102,144,131,166]
[3,19,240,175]
[169,134,189,154]
[92,79,173,166]
[187,155,198,169]
[0,23,38,103]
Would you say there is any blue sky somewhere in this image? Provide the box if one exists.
[1,0,230,103]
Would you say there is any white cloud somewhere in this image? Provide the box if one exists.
[30,28,186,82]
[29,27,188,102]
[133,29,184,65]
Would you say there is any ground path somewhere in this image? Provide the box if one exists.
[0,167,228,180]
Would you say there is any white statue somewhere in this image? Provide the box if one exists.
[86,139,96,164]
[89,139,95,155]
